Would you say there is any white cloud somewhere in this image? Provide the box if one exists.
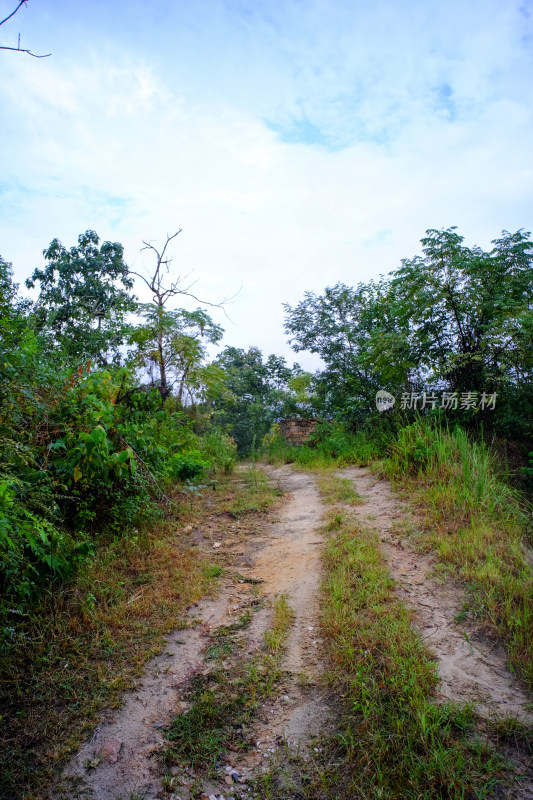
[0,0,532,370]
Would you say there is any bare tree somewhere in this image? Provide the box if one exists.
[0,1,51,58]
[129,230,233,400]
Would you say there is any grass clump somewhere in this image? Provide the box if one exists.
[385,418,533,686]
[316,511,506,799]
[317,474,362,505]
[264,594,294,654]
[229,465,283,517]
[164,594,294,776]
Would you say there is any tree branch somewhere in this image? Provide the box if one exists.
[0,44,50,57]
[0,1,51,57]
[0,0,26,27]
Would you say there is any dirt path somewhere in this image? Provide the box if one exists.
[61,466,332,800]
[61,464,533,800]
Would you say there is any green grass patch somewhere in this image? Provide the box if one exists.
[164,594,293,776]
[317,474,363,505]
[315,510,506,799]
[229,466,283,517]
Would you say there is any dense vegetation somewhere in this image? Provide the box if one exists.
[0,224,531,798]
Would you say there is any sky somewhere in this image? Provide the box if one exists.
[1,0,532,370]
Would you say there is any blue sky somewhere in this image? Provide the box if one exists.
[1,0,532,368]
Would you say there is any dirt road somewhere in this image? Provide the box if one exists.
[61,464,533,800]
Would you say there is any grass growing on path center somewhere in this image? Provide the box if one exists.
[317,508,506,798]
[163,595,294,777]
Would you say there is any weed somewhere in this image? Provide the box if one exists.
[228,466,282,517]
[314,511,507,799]
[317,474,362,505]
[163,597,294,777]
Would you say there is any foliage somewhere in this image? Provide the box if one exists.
[284,227,533,442]
[212,346,306,454]
[0,241,233,633]
[129,305,224,402]
[26,230,136,366]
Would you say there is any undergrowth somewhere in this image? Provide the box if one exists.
[385,419,533,687]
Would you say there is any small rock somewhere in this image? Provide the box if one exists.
[183,525,193,533]
[225,766,233,773]
[225,776,233,785]
[100,739,122,763]
[307,626,314,630]
[213,542,222,548]
[282,695,290,702]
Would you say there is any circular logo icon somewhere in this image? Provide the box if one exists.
[375,390,395,412]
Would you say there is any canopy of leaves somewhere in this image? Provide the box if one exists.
[284,227,533,435]
[26,230,136,366]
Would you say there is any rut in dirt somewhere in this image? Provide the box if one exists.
[61,466,332,800]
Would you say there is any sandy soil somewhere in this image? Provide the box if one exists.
[60,464,533,800]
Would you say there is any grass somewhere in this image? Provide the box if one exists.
[384,419,533,687]
[317,474,363,505]
[314,508,506,799]
[262,423,387,469]
[163,594,294,777]
[0,470,280,800]
[229,465,284,517]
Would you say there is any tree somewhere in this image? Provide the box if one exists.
[26,231,136,366]
[0,255,32,349]
[388,227,533,392]
[0,1,50,58]
[129,231,229,400]
[283,281,400,418]
[284,227,533,433]
[129,306,223,403]
[213,346,303,453]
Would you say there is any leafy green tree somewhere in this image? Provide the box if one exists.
[283,282,399,418]
[213,346,303,453]
[284,227,533,435]
[0,255,31,347]
[26,230,136,366]
[388,227,533,393]
[129,306,224,403]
